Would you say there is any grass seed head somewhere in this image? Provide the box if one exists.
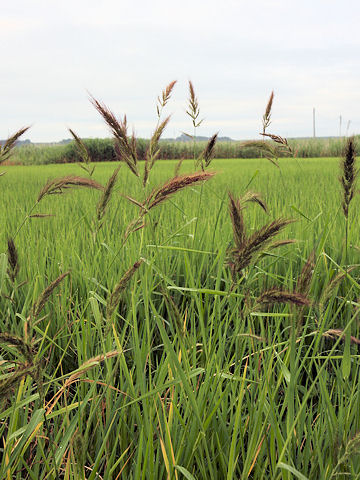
[37,176,104,202]
[68,128,92,165]
[106,260,143,319]
[340,136,358,218]
[7,237,19,282]
[296,250,315,295]
[158,80,177,109]
[187,80,203,128]
[90,96,139,176]
[228,217,294,275]
[197,133,218,170]
[32,271,70,319]
[228,192,246,249]
[146,171,215,210]
[97,166,120,222]
[262,91,274,134]
[241,191,268,213]
[0,126,30,164]
[0,366,36,402]
[256,288,310,307]
[0,333,33,361]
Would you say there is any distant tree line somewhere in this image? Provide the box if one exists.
[7,135,360,165]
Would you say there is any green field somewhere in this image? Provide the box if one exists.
[1,157,360,479]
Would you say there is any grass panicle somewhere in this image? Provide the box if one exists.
[340,136,358,218]
[174,157,184,177]
[267,239,296,250]
[262,90,274,134]
[97,166,120,223]
[0,333,33,361]
[260,132,294,156]
[69,128,95,176]
[157,80,177,112]
[241,190,268,213]
[37,176,104,202]
[0,126,30,163]
[197,133,218,170]
[32,271,70,319]
[7,237,19,282]
[296,250,315,296]
[0,366,36,403]
[187,80,203,128]
[144,115,171,186]
[319,267,356,313]
[323,329,360,346]
[90,96,139,177]
[228,192,246,249]
[145,171,215,210]
[240,140,280,168]
[228,217,294,275]
[106,260,143,319]
[29,213,55,218]
[256,288,310,307]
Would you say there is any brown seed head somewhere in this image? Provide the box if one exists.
[0,126,30,163]
[197,133,218,170]
[296,250,316,296]
[228,192,246,249]
[32,271,70,319]
[106,260,143,319]
[159,80,177,108]
[7,237,19,282]
[146,171,215,210]
[37,176,104,202]
[97,166,120,222]
[262,91,274,133]
[90,95,139,176]
[340,137,358,218]
[257,288,310,307]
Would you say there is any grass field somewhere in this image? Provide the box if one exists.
[1,156,360,479]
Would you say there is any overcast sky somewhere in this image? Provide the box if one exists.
[1,0,359,142]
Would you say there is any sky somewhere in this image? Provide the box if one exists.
[1,0,359,142]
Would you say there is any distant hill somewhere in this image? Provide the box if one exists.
[162,133,234,143]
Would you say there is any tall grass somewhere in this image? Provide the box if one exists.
[1,85,360,479]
